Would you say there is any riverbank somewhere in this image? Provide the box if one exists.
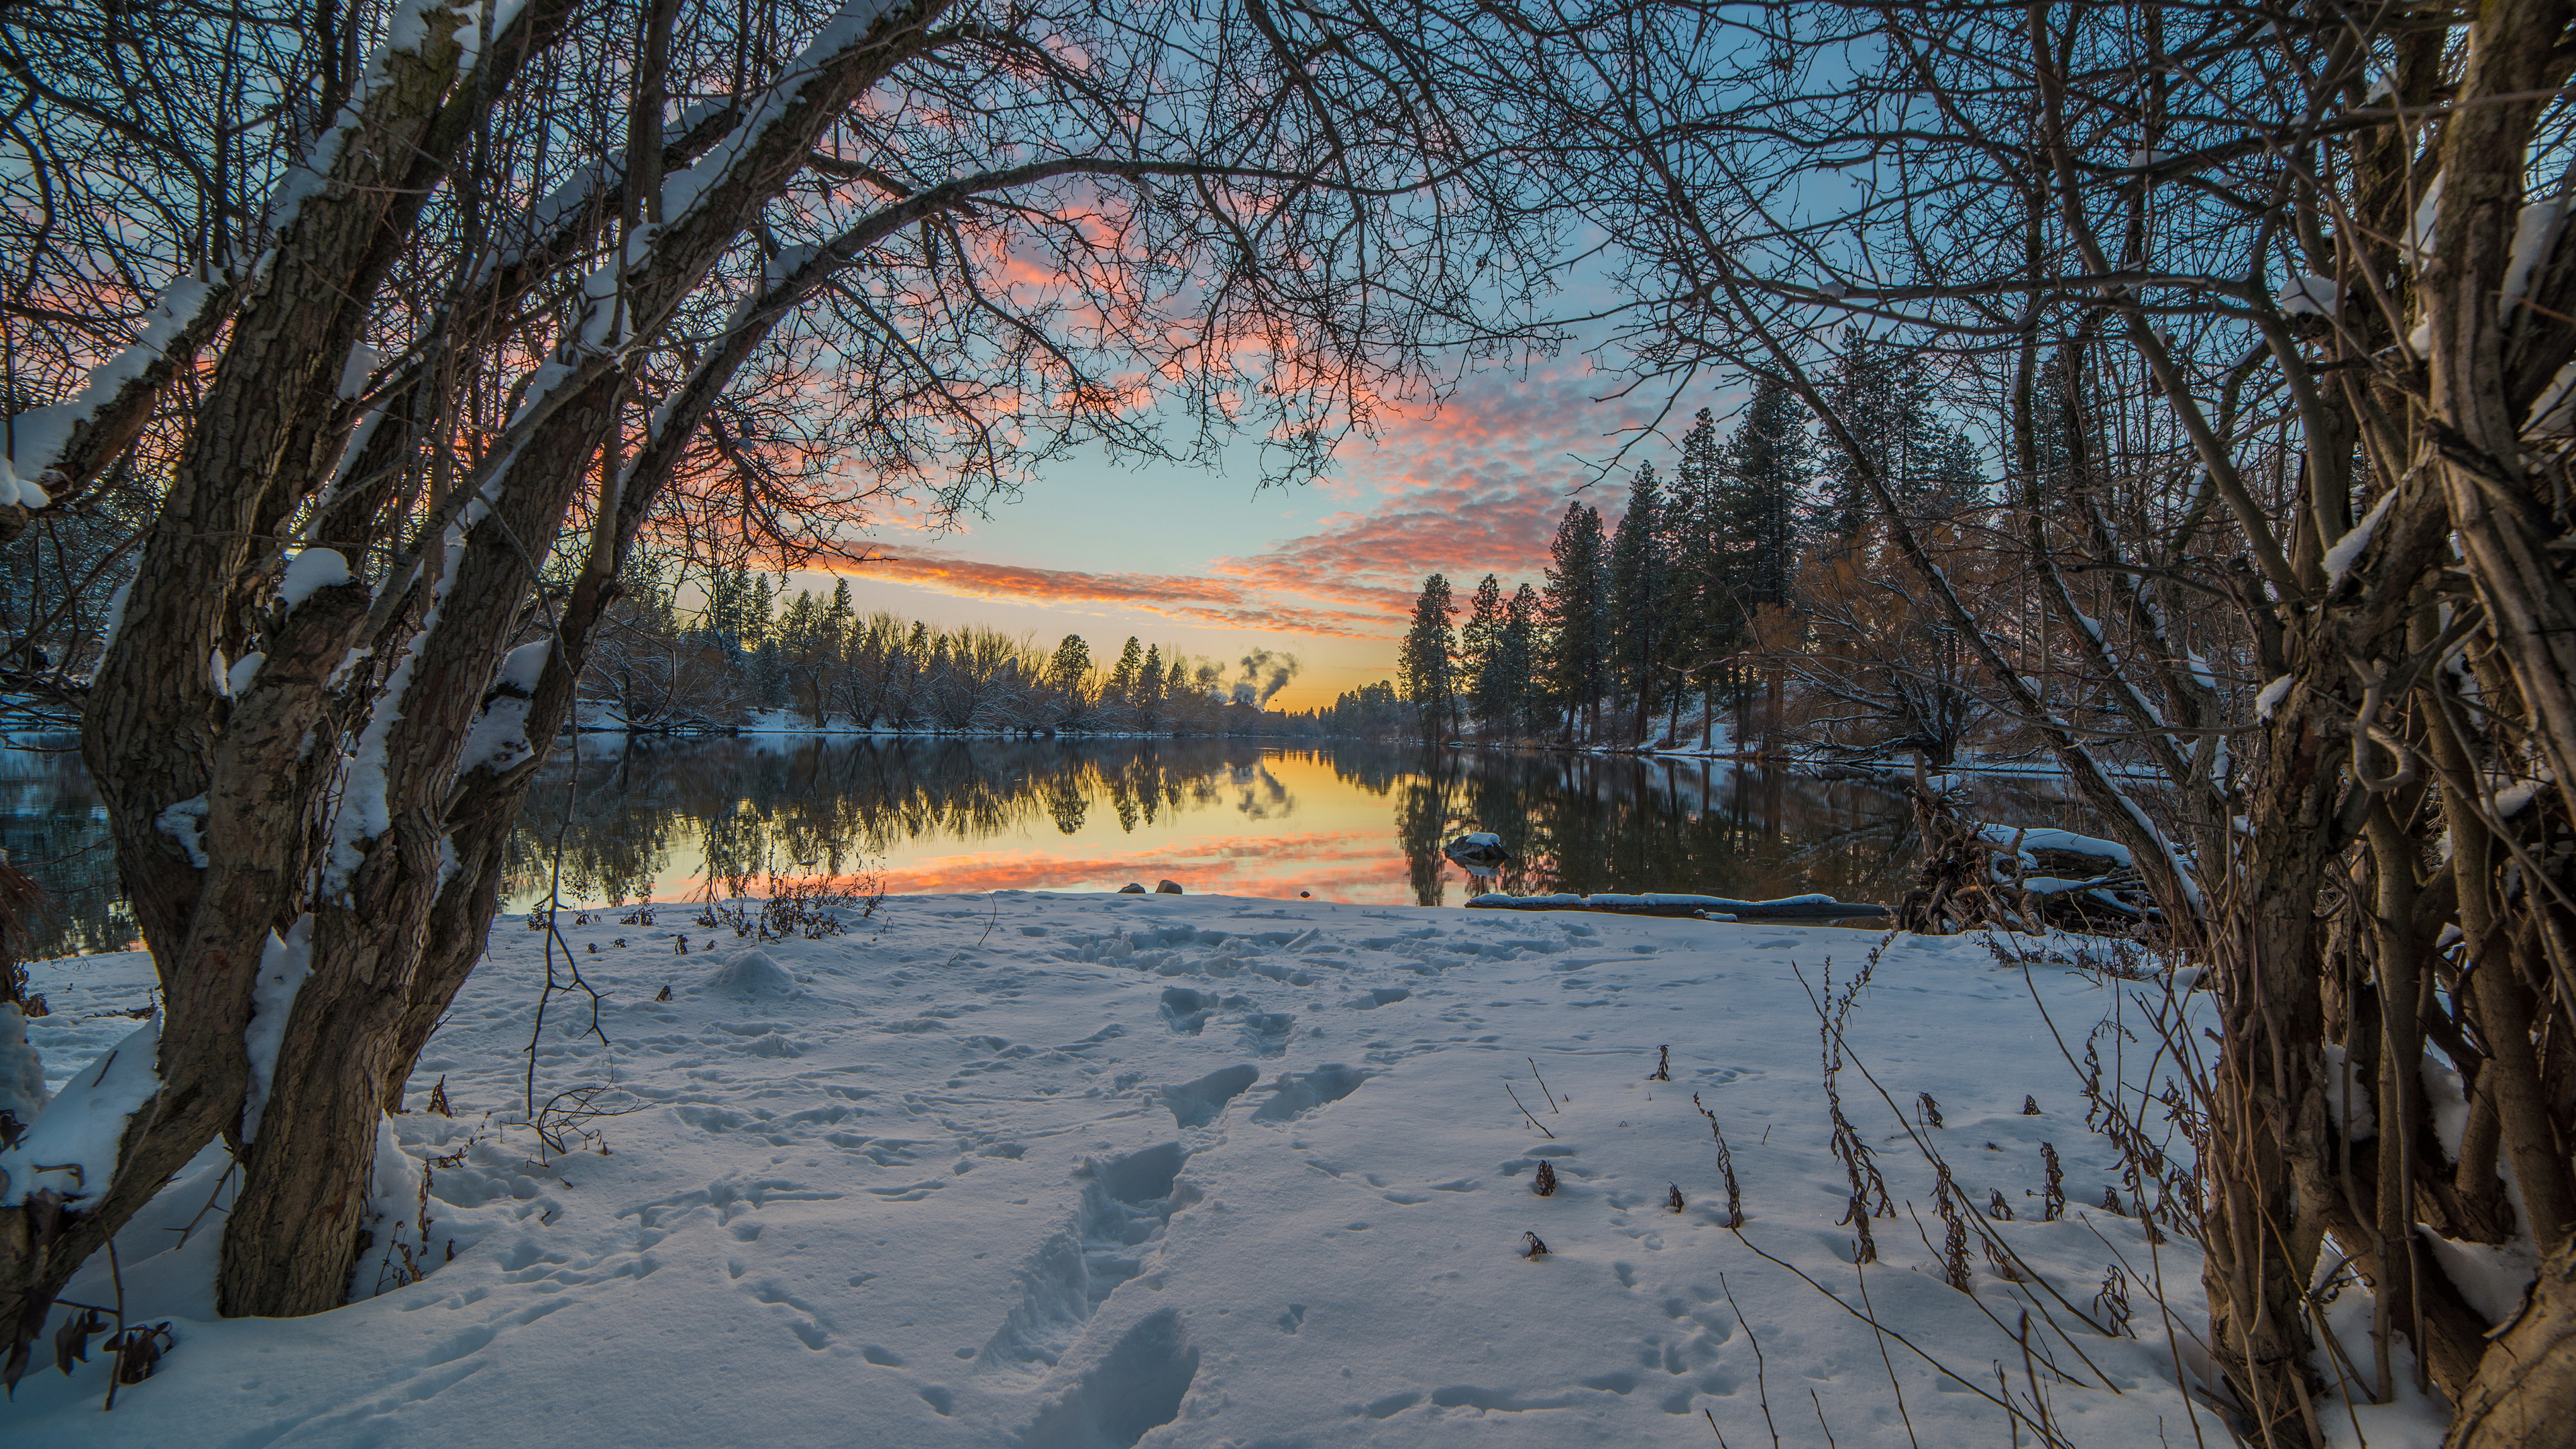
[5,893,2427,1446]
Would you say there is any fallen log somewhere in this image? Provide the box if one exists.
[1465,892,1889,922]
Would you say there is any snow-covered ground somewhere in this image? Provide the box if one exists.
[5,895,2432,1446]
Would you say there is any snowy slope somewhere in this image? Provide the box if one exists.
[3,896,2409,1446]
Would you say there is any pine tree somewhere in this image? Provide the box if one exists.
[777,589,820,654]
[1500,582,1542,737]
[828,576,854,621]
[1608,462,1669,743]
[749,637,788,708]
[1916,427,1987,523]
[1666,408,1729,742]
[1399,573,1460,740]
[1710,376,1817,753]
[1817,336,1897,541]
[1460,574,1509,737]
[1542,502,1610,741]
[1721,377,1812,613]
[1138,644,1165,729]
[1817,335,1963,537]
[1107,636,1144,718]
[1046,634,1093,699]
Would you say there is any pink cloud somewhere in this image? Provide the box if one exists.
[824,347,1668,645]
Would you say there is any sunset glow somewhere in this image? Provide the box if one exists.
[797,354,1684,710]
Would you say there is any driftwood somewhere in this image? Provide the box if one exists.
[1465,892,1888,922]
[1892,785,2148,936]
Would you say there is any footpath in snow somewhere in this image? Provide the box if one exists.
[5,893,2412,1447]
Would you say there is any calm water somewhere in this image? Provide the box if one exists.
[5,735,2100,960]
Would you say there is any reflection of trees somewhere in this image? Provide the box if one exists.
[502,737,1290,903]
[18,733,2113,929]
[1396,747,1465,906]
[1400,751,2103,907]
[0,743,136,958]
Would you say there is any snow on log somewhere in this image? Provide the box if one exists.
[1466,892,1886,920]
[0,1015,162,1207]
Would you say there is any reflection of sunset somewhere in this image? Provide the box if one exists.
[660,828,1409,903]
[496,737,2050,924]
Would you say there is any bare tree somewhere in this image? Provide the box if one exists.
[1517,0,2576,1440]
[0,0,1552,1354]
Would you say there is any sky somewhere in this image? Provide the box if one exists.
[780,350,1723,712]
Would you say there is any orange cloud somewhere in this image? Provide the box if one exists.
[864,547,1391,637]
[818,340,1684,654]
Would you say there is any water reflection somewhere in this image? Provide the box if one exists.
[1,737,136,960]
[3,735,2102,959]
[498,737,2096,914]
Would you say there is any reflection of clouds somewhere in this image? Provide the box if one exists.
[663,828,1415,904]
[1232,764,1293,821]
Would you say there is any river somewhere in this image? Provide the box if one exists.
[3,735,2102,959]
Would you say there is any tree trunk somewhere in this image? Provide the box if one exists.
[2449,1240,2576,1449]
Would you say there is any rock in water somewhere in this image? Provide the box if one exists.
[1118,882,1146,894]
[1442,832,1513,875]
[1156,879,1184,895]
[706,948,798,998]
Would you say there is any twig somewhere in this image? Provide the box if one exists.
[1853,1257,1923,1449]
[1505,1083,1556,1138]
[1527,1057,1560,1112]
[1721,1273,1784,1449]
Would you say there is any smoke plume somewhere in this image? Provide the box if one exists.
[1230,649,1301,706]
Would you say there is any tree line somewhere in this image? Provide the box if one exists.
[578,564,1287,735]
[1364,339,1985,756]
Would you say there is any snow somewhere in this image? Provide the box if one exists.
[2320,1043,2377,1142]
[225,651,264,696]
[651,0,908,231]
[268,0,481,231]
[2278,273,2341,317]
[154,794,210,869]
[0,1013,160,1208]
[241,916,314,1143]
[280,547,353,607]
[337,343,381,400]
[2255,674,2296,720]
[2533,358,2576,436]
[2182,649,2217,694]
[95,568,139,655]
[2418,1229,2538,1328]
[5,896,2235,1446]
[2504,197,2567,307]
[457,643,549,775]
[496,639,550,692]
[1,277,216,485]
[1975,825,2135,868]
[2406,176,2444,266]
[2324,487,2398,590]
[456,692,535,775]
